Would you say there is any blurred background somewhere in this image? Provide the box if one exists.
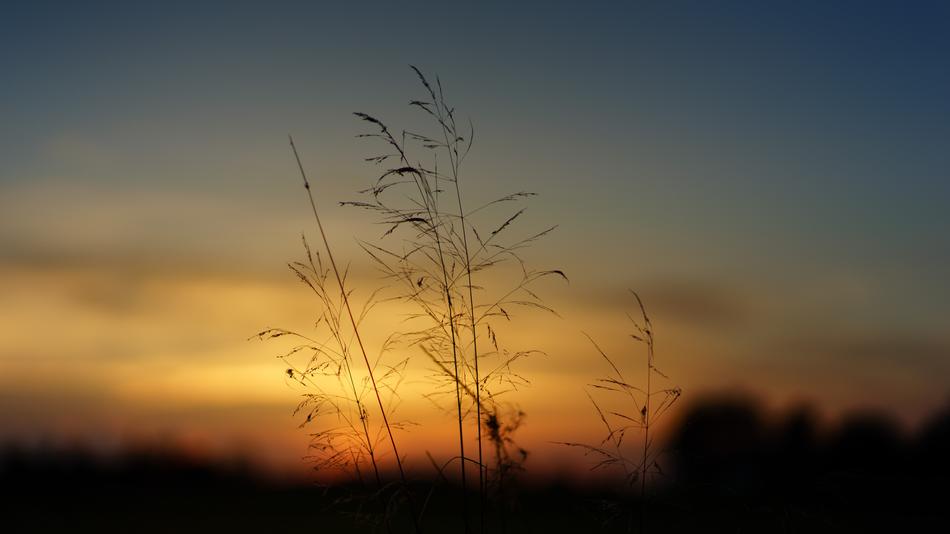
[2,0,949,492]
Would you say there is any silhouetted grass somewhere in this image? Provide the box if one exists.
[558,292,681,532]
[249,66,950,533]
[259,67,564,533]
[254,138,420,532]
[347,66,565,532]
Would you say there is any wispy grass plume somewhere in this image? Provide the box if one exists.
[255,138,421,532]
[557,291,681,533]
[347,66,566,532]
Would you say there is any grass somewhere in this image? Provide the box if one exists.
[260,67,687,533]
[346,66,565,532]
[557,291,682,532]
[254,137,420,531]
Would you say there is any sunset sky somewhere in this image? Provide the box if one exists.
[3,1,949,479]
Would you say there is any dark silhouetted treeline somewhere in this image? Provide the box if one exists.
[2,395,948,532]
[660,395,950,532]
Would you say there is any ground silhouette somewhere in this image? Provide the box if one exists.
[3,395,948,532]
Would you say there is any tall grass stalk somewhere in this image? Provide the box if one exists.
[347,66,564,532]
[409,65,487,531]
[288,136,420,532]
[351,104,471,528]
[557,291,681,533]
[635,292,654,532]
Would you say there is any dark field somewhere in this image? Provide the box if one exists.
[4,396,949,533]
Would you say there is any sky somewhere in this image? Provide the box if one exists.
[2,1,950,479]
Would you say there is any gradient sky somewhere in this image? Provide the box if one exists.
[2,1,949,478]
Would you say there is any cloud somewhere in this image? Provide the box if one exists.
[797,331,950,373]
[592,278,748,329]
